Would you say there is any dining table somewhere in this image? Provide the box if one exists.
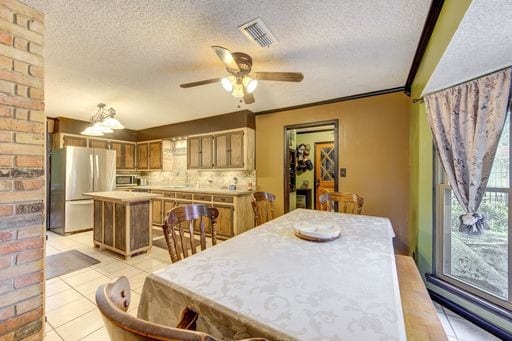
[138,208,406,340]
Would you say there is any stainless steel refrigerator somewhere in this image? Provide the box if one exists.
[50,146,116,235]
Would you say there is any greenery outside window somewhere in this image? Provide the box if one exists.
[435,112,511,310]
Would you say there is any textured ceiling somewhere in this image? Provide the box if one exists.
[23,0,430,129]
[424,0,512,94]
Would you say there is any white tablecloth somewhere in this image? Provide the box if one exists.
[138,209,406,340]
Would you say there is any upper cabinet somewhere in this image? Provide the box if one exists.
[61,135,87,148]
[137,140,162,170]
[111,141,136,170]
[188,128,254,170]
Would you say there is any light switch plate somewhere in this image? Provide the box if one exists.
[340,168,347,177]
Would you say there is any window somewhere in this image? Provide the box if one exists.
[436,113,511,309]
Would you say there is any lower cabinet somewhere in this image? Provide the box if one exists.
[212,204,234,238]
[151,190,252,240]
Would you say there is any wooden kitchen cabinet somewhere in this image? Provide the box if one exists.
[111,141,136,170]
[188,128,253,170]
[137,143,148,169]
[149,141,162,169]
[89,139,109,149]
[200,136,214,169]
[62,135,87,147]
[188,135,213,169]
[228,131,244,168]
[151,192,164,226]
[137,140,162,170]
[212,204,234,238]
[214,134,229,168]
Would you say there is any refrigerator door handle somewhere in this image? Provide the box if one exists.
[90,153,94,190]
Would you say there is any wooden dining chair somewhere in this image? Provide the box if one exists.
[251,192,276,226]
[162,204,219,263]
[96,276,268,341]
[319,192,364,214]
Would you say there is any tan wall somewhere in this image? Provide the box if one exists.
[0,1,46,339]
[256,92,410,252]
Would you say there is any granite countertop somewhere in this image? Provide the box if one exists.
[84,191,162,203]
[117,185,253,196]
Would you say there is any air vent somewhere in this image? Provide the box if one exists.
[238,17,278,48]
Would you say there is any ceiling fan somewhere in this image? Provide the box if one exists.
[180,46,304,104]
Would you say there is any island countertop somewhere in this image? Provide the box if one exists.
[116,185,253,196]
[84,191,161,203]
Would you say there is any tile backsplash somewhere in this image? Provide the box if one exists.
[142,139,256,190]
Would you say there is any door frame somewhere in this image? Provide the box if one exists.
[283,119,339,213]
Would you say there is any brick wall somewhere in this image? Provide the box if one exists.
[0,0,45,340]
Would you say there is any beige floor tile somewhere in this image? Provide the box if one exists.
[81,326,109,341]
[45,288,83,312]
[43,330,63,341]
[45,322,53,334]
[126,272,148,290]
[133,286,144,295]
[123,253,152,265]
[73,276,111,296]
[437,313,455,337]
[54,309,104,341]
[129,291,141,309]
[48,237,82,251]
[45,245,61,256]
[83,290,97,304]
[45,279,72,298]
[448,315,499,341]
[108,265,145,279]
[132,258,167,272]
[46,277,61,285]
[61,268,105,287]
[46,297,96,328]
[92,260,132,275]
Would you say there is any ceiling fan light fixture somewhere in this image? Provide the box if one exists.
[221,77,234,92]
[231,83,244,98]
[243,76,258,93]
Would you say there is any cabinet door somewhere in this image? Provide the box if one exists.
[89,139,109,149]
[200,136,213,169]
[137,143,149,169]
[110,142,123,169]
[63,135,87,147]
[212,204,234,238]
[152,198,163,226]
[124,143,136,169]
[214,134,229,168]
[149,141,162,169]
[163,199,175,222]
[229,131,244,168]
[187,137,200,169]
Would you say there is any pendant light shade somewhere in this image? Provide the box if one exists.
[80,103,125,136]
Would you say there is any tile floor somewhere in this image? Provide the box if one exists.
[43,229,501,340]
[44,230,171,340]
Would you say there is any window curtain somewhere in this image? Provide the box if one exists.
[425,68,512,235]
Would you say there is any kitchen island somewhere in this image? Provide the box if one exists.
[84,191,161,259]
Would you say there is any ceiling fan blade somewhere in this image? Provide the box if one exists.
[180,78,222,88]
[243,89,255,104]
[254,72,304,82]
[211,46,240,71]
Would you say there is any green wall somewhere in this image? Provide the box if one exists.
[410,0,512,333]
[409,0,471,275]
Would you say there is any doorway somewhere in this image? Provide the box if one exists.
[283,120,339,213]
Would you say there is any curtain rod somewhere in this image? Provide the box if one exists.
[412,65,512,103]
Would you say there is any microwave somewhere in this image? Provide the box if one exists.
[115,174,136,187]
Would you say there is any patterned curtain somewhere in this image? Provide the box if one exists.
[425,68,512,235]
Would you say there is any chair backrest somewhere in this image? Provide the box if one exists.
[163,204,219,263]
[96,276,217,341]
[319,192,364,214]
[251,192,276,226]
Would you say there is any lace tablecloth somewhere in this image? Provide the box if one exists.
[138,209,406,340]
